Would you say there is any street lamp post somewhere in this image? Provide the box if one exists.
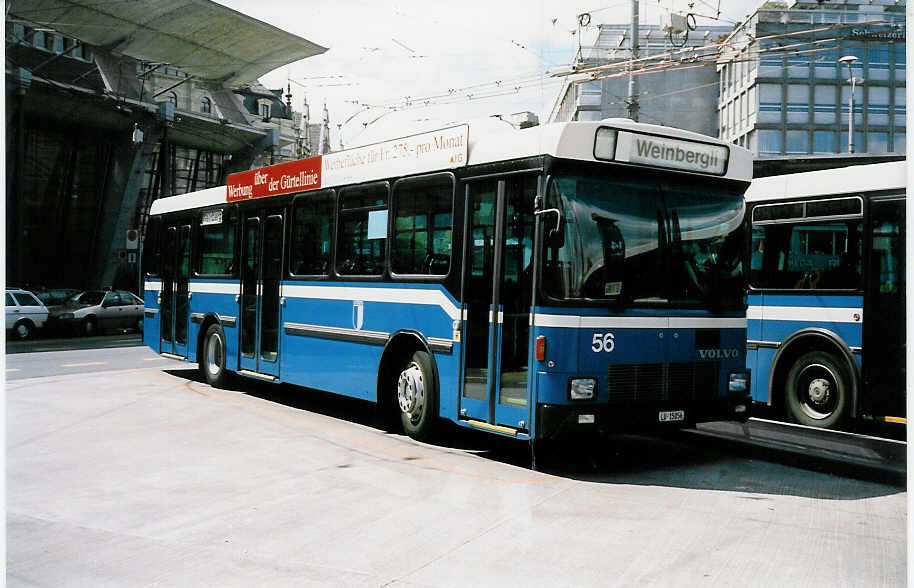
[838,55,863,154]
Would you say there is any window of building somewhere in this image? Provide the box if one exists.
[786,84,809,124]
[868,132,889,154]
[839,131,864,153]
[893,88,905,127]
[758,84,782,124]
[290,191,334,276]
[198,208,237,276]
[758,130,782,154]
[336,184,388,276]
[391,175,454,276]
[201,96,212,114]
[893,43,905,67]
[892,133,905,154]
[813,85,836,124]
[813,130,836,154]
[786,130,809,154]
[167,92,178,108]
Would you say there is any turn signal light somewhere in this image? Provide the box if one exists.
[535,335,547,362]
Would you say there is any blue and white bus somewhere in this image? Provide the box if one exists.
[142,119,753,442]
[745,160,906,429]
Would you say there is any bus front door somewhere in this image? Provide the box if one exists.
[160,224,191,357]
[239,212,284,379]
[461,177,536,434]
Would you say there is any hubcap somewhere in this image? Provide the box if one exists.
[206,333,223,377]
[797,363,838,420]
[397,362,425,424]
[15,324,28,338]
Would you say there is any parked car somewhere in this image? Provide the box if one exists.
[35,287,80,308]
[6,288,49,339]
[51,290,144,336]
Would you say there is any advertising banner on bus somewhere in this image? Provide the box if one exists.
[226,157,322,202]
[322,124,469,186]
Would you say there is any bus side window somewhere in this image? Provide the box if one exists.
[391,174,454,276]
[291,191,334,276]
[198,208,237,276]
[142,216,162,276]
[336,183,388,277]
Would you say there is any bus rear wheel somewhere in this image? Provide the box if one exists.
[201,323,231,388]
[397,350,437,441]
[785,351,850,429]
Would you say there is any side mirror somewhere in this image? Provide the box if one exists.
[535,207,564,247]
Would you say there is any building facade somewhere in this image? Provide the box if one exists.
[718,0,905,156]
[549,23,731,137]
[6,9,326,291]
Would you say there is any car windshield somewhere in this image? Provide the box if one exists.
[73,291,105,305]
[542,171,747,310]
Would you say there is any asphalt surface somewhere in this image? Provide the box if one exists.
[6,345,908,587]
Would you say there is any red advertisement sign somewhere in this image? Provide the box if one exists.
[226,156,322,202]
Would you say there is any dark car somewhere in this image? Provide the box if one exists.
[35,288,81,308]
[50,290,145,336]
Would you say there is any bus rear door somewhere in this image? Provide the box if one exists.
[160,224,191,357]
[239,210,284,379]
[460,176,536,434]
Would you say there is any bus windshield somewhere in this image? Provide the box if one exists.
[543,172,746,310]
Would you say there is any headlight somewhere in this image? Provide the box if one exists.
[569,378,596,400]
[59,313,74,320]
[728,372,749,393]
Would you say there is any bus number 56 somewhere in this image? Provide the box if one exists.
[591,332,615,353]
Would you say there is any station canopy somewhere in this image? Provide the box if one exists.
[8,0,327,84]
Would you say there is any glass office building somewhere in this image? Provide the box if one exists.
[718,0,905,156]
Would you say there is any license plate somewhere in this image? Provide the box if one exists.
[658,410,685,422]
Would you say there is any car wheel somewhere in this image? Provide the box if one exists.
[396,350,438,440]
[200,323,232,388]
[13,320,33,340]
[136,317,144,333]
[84,316,98,337]
[785,351,850,429]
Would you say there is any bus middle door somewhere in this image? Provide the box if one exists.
[239,210,284,379]
[460,176,536,434]
[160,224,191,357]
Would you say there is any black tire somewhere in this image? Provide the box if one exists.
[84,316,98,337]
[785,351,851,428]
[396,350,438,440]
[12,319,33,340]
[200,323,231,388]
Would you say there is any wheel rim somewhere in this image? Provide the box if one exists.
[85,320,95,335]
[15,323,29,338]
[795,363,838,420]
[205,332,224,377]
[397,362,425,425]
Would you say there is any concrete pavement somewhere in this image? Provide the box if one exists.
[7,350,907,587]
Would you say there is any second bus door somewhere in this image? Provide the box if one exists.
[239,211,284,378]
[160,224,191,357]
[460,176,536,433]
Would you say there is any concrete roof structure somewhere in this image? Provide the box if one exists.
[8,0,327,84]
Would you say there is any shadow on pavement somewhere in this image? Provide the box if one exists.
[163,368,905,501]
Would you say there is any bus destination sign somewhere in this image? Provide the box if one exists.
[614,131,729,176]
[226,157,321,202]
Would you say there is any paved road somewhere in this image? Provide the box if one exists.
[6,347,907,587]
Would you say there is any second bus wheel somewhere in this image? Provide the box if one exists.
[785,351,851,429]
[397,350,437,440]
[201,323,232,388]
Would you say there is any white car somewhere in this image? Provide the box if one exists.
[6,288,49,339]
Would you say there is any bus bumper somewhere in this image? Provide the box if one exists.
[536,393,751,440]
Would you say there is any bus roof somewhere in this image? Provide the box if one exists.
[150,119,752,216]
[745,160,907,203]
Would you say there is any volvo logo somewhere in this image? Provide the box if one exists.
[698,348,740,360]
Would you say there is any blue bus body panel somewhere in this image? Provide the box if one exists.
[143,281,161,352]
[747,293,863,403]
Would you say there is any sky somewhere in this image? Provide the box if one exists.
[215,0,761,147]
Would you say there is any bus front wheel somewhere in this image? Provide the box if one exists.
[201,323,231,389]
[785,351,850,429]
[397,350,437,440]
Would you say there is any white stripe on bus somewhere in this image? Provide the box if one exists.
[534,315,746,329]
[280,285,461,321]
[747,305,862,323]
